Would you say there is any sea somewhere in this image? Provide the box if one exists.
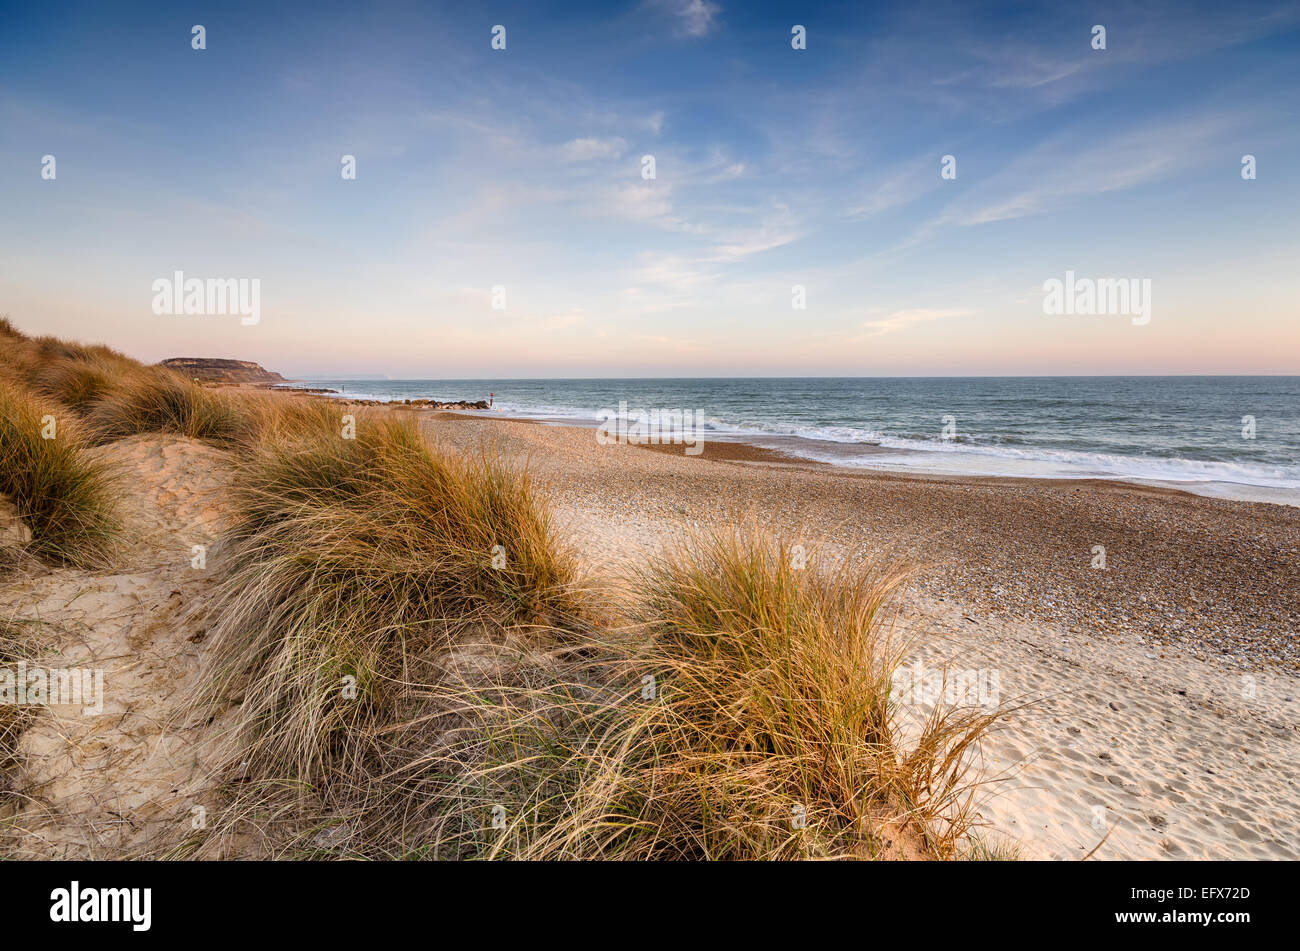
[276,377,1300,505]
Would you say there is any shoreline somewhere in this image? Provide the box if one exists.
[235,391,1300,674]
[263,383,1300,508]
[410,408,1300,672]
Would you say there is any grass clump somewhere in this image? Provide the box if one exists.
[30,351,138,412]
[0,620,30,811]
[958,833,1024,861]
[85,366,254,446]
[195,413,584,807]
[192,494,1004,859]
[0,382,118,566]
[448,527,1002,860]
[0,617,53,816]
[0,316,328,452]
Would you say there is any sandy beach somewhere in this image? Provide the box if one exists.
[427,411,1300,860]
[4,392,1296,861]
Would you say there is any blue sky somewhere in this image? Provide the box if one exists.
[1,0,1298,376]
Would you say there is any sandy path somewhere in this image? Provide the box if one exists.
[0,436,227,858]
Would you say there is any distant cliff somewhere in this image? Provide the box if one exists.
[159,358,286,384]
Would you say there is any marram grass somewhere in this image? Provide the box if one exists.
[195,513,1002,860]
[192,412,586,805]
[85,365,256,447]
[0,381,118,566]
[433,526,1002,860]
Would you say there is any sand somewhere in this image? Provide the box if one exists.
[0,436,227,858]
[424,413,1300,860]
[2,409,1297,860]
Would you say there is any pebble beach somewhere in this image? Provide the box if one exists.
[419,408,1300,860]
[422,411,1300,673]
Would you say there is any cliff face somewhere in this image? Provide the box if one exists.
[158,358,286,384]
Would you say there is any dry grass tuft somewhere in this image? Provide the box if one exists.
[191,412,586,839]
[192,521,1002,860]
[0,621,30,811]
[0,617,53,817]
[85,366,256,447]
[31,352,138,412]
[432,526,1003,860]
[0,382,118,566]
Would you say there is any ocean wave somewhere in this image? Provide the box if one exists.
[290,386,1300,492]
[783,441,1300,489]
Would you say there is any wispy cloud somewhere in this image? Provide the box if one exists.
[710,205,802,261]
[846,159,941,220]
[651,0,721,38]
[860,308,972,337]
[605,183,675,220]
[560,136,628,161]
[948,113,1241,227]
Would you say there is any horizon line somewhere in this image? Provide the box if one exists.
[279,372,1300,380]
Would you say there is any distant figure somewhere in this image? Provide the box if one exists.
[489,392,494,408]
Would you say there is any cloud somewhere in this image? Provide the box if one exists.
[950,114,1238,227]
[861,308,972,337]
[606,183,675,220]
[846,159,940,220]
[560,136,628,161]
[711,225,801,261]
[629,253,714,292]
[652,0,721,38]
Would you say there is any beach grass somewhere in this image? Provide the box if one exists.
[30,350,141,413]
[84,366,257,447]
[0,318,257,447]
[0,619,31,807]
[0,381,119,566]
[431,526,1002,860]
[0,617,54,813]
[194,516,999,860]
[193,412,585,801]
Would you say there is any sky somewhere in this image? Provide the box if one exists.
[1,0,1298,377]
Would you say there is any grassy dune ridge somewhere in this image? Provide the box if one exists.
[0,317,1002,860]
[1,316,268,450]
